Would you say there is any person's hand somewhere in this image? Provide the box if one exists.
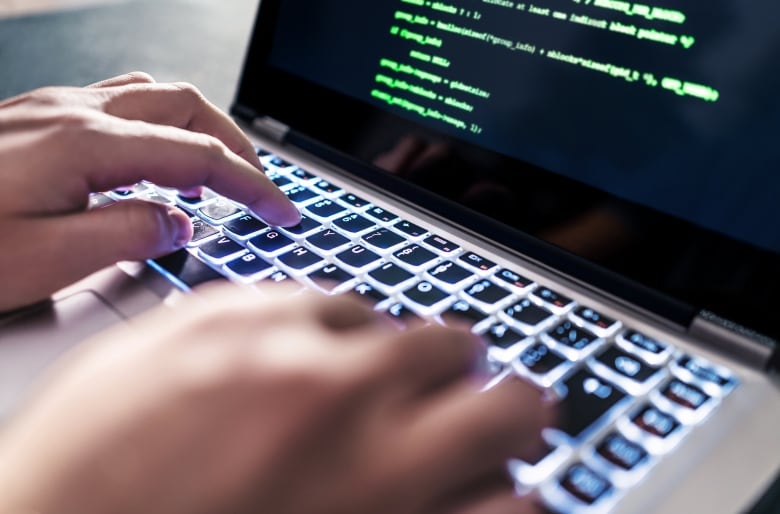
[0,72,300,312]
[0,283,554,514]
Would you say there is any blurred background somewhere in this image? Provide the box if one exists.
[0,0,258,110]
[0,0,125,18]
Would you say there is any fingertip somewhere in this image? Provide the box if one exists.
[249,200,301,228]
[166,205,193,249]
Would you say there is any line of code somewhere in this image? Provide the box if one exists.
[371,0,719,135]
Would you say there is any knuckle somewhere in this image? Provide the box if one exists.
[47,109,106,148]
[124,71,156,84]
[170,81,206,103]
[25,86,66,106]
[199,133,230,162]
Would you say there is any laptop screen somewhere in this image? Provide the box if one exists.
[235,0,780,339]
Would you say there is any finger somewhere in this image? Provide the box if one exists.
[428,469,539,514]
[87,71,156,88]
[400,377,554,492]
[443,489,540,514]
[97,81,262,171]
[3,201,192,307]
[66,115,299,226]
[309,293,391,332]
[368,325,485,396]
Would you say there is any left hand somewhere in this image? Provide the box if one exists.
[0,72,300,312]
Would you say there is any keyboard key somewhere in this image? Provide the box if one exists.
[559,370,628,439]
[279,215,323,238]
[515,343,571,388]
[111,183,149,198]
[501,298,554,334]
[198,236,246,264]
[616,330,673,366]
[463,280,512,310]
[631,405,680,439]
[248,230,296,256]
[290,168,317,181]
[339,193,370,209]
[426,261,475,291]
[223,214,269,240]
[150,249,225,289]
[307,264,355,293]
[531,286,575,313]
[365,206,399,224]
[572,306,621,336]
[596,432,648,471]
[333,213,376,235]
[335,245,382,272]
[198,198,241,223]
[480,322,526,349]
[259,269,299,287]
[140,190,175,205]
[559,463,612,505]
[493,268,535,293]
[393,244,439,271]
[423,234,460,254]
[516,343,568,386]
[543,320,602,360]
[188,218,220,246]
[270,174,293,188]
[267,156,294,168]
[224,253,274,281]
[368,262,415,292]
[593,346,663,394]
[459,251,497,274]
[361,228,406,251]
[673,355,735,394]
[393,219,427,239]
[306,228,351,254]
[177,189,218,208]
[312,179,343,195]
[401,281,451,314]
[284,185,319,205]
[305,198,347,220]
[351,282,389,305]
[661,379,710,411]
[89,193,116,209]
[277,246,325,274]
[383,301,425,327]
[440,300,491,329]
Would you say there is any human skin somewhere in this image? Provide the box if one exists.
[0,284,554,514]
[0,73,555,514]
[0,71,300,312]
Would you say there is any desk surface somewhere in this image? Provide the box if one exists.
[0,0,257,110]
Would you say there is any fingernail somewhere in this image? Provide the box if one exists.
[167,206,193,248]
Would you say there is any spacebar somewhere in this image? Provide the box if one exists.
[150,249,226,289]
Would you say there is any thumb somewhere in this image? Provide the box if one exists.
[2,201,193,311]
[70,200,194,263]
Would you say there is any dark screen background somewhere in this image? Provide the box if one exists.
[267,0,780,254]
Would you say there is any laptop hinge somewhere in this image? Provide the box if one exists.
[251,116,290,143]
[689,310,778,372]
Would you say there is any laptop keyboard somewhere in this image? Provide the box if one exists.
[97,147,739,513]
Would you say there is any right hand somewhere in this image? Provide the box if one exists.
[0,283,554,514]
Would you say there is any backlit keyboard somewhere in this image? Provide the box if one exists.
[97,147,738,513]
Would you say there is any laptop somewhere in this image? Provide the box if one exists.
[1,0,779,512]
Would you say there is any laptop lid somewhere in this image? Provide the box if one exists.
[231,0,780,363]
